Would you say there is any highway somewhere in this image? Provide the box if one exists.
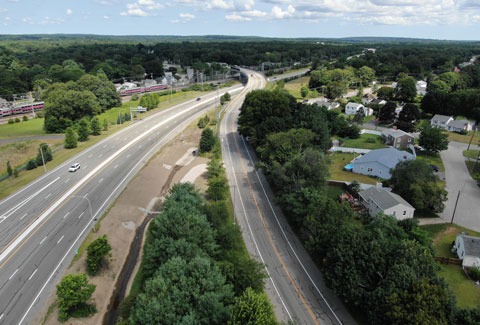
[0,85,242,325]
[266,68,309,82]
[220,71,356,325]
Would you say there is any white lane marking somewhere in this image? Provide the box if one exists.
[88,154,93,158]
[0,313,3,320]
[98,178,104,183]
[139,144,143,148]
[103,145,107,148]
[64,178,70,184]
[222,105,293,321]
[83,165,88,169]
[0,177,60,223]
[57,235,64,245]
[45,193,51,200]
[114,164,118,169]
[18,86,245,325]
[78,212,84,219]
[8,269,18,280]
[39,236,47,245]
[99,154,103,158]
[126,154,131,158]
[20,213,27,220]
[0,216,6,220]
[239,123,343,323]
[0,85,243,210]
[28,269,37,281]
[63,212,70,219]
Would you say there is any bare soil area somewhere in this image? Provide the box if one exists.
[34,121,209,325]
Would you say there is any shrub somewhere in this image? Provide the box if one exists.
[64,127,78,149]
[6,161,13,176]
[131,94,139,101]
[26,159,38,170]
[35,112,44,118]
[200,128,215,152]
[197,117,206,128]
[22,115,28,121]
[14,117,20,123]
[469,267,480,282]
[8,118,14,124]
[56,274,96,322]
[86,235,112,275]
[13,168,18,178]
[367,137,376,143]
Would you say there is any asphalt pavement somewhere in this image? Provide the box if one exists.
[0,85,243,324]
[221,71,355,325]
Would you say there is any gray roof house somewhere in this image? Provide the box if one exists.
[359,186,415,220]
[381,129,415,150]
[454,234,480,268]
[431,114,454,129]
[446,119,474,132]
[352,148,415,179]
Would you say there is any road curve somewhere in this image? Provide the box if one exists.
[220,71,356,325]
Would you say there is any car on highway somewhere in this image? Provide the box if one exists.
[69,163,80,172]
[196,97,201,101]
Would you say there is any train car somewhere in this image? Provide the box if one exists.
[0,101,45,117]
[147,84,167,92]
[0,107,11,117]
[118,84,168,96]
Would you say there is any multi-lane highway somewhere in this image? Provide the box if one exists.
[266,68,310,82]
[220,71,356,324]
[0,85,242,324]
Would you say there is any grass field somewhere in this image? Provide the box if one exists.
[0,117,47,140]
[464,149,480,159]
[465,160,480,180]
[284,76,312,99]
[420,223,480,308]
[326,185,344,200]
[416,151,445,171]
[342,134,386,150]
[328,152,377,185]
[447,130,480,144]
[0,139,63,172]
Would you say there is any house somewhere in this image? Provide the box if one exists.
[431,114,454,129]
[453,234,480,268]
[381,129,415,150]
[446,119,474,132]
[416,80,427,95]
[311,98,340,110]
[395,105,403,118]
[371,98,387,106]
[362,94,376,105]
[359,185,415,220]
[345,102,373,116]
[352,148,414,179]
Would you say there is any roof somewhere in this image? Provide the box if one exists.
[359,187,414,210]
[352,148,414,169]
[382,129,413,138]
[459,235,480,257]
[346,102,364,108]
[431,114,453,123]
[447,119,471,129]
[371,99,386,105]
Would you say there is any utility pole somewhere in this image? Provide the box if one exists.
[39,145,47,172]
[467,126,477,150]
[450,190,461,224]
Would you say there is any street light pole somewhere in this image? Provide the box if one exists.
[39,145,47,172]
[73,195,95,231]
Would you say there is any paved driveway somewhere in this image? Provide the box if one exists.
[439,141,480,231]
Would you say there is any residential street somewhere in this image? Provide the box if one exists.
[440,141,480,231]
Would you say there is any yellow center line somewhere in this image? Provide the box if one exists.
[229,87,320,325]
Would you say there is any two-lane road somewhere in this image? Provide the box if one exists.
[221,71,355,324]
[0,85,243,324]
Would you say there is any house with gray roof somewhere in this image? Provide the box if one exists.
[446,119,474,132]
[381,129,415,150]
[454,234,480,268]
[431,114,454,129]
[351,148,414,179]
[359,186,415,220]
[345,102,373,116]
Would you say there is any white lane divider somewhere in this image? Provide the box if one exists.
[88,154,93,158]
[57,235,64,245]
[126,154,131,158]
[0,313,3,320]
[8,269,18,280]
[64,178,70,184]
[45,193,51,200]
[39,236,47,245]
[28,268,38,281]
[63,212,70,219]
[114,164,118,169]
[98,178,104,183]
[20,213,27,221]
[78,212,84,219]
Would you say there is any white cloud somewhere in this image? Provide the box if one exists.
[0,8,7,13]
[66,9,72,15]
[225,13,252,20]
[4,16,11,20]
[121,0,164,16]
[22,17,33,23]
[7,0,19,2]
[103,15,110,19]
[271,4,294,19]
[120,8,150,16]
[179,13,195,20]
[170,19,180,22]
[234,0,254,10]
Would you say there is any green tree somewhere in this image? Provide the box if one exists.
[326,81,345,99]
[300,86,309,98]
[56,274,96,322]
[76,73,120,110]
[90,116,101,136]
[36,143,53,166]
[390,159,448,212]
[224,92,231,101]
[229,287,277,325]
[64,127,77,149]
[396,77,417,102]
[357,66,375,86]
[26,159,37,170]
[377,86,395,100]
[77,118,90,142]
[378,101,397,123]
[86,235,112,275]
[130,256,234,325]
[207,176,229,201]
[103,118,108,131]
[419,124,449,153]
[6,161,12,177]
[13,168,18,178]
[139,93,159,110]
[353,108,364,125]
[396,103,420,132]
[427,80,451,93]
[200,128,215,152]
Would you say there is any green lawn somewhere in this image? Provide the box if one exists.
[465,160,480,180]
[284,76,311,99]
[342,134,386,150]
[416,151,445,172]
[326,185,344,200]
[364,115,375,123]
[328,152,377,185]
[0,117,48,140]
[447,130,480,144]
[420,223,480,308]
[464,150,480,159]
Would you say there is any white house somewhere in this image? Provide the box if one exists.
[431,114,454,129]
[359,185,415,220]
[345,102,373,116]
[416,80,427,96]
[446,119,474,132]
[453,234,480,268]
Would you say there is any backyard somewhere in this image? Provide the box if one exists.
[328,152,377,185]
[416,151,445,172]
[447,130,480,144]
[341,133,386,150]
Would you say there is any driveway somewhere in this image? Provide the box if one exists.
[439,141,480,231]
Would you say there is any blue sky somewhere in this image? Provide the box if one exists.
[1,0,480,40]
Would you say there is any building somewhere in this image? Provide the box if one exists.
[310,98,340,110]
[446,119,474,132]
[359,185,415,220]
[352,148,415,179]
[345,102,373,116]
[371,98,387,106]
[362,94,376,105]
[381,129,415,150]
[431,114,454,129]
[453,234,480,268]
[416,80,427,96]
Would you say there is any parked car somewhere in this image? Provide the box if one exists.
[69,163,80,172]
[429,164,440,172]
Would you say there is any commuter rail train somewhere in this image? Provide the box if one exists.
[118,84,168,96]
[0,101,44,118]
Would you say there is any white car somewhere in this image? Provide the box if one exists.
[69,163,80,172]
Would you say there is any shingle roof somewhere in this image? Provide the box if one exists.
[382,129,413,138]
[352,148,414,169]
[359,187,414,210]
[346,102,364,108]
[461,235,480,257]
[447,119,471,129]
[431,114,453,123]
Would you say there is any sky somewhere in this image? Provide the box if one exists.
[1,0,480,40]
